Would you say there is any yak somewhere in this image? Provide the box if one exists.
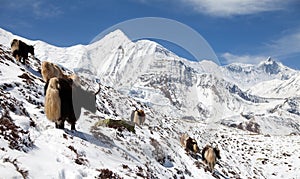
[130,109,146,125]
[11,39,34,64]
[180,133,200,153]
[44,77,100,130]
[202,144,221,172]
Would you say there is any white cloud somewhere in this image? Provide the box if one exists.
[266,30,300,58]
[222,29,300,64]
[180,0,292,17]
[2,0,62,18]
[221,52,267,64]
[32,1,63,18]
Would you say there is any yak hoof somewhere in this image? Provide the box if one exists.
[20,58,26,65]
[55,122,64,129]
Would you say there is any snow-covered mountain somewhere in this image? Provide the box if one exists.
[222,57,296,89]
[0,28,299,178]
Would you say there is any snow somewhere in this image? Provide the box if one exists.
[0,27,300,178]
[248,74,300,98]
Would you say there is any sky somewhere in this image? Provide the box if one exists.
[1,0,300,69]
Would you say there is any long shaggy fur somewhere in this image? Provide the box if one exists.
[41,61,79,84]
[44,78,61,122]
[11,39,20,61]
[202,145,221,172]
[180,133,189,148]
[131,109,146,125]
[41,61,66,82]
[44,77,99,130]
[10,39,34,64]
[180,134,199,153]
[11,39,19,52]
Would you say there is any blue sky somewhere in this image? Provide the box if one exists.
[1,0,300,69]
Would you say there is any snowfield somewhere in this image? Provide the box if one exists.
[0,28,300,178]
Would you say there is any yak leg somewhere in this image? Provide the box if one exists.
[208,161,215,172]
[70,117,76,130]
[21,57,27,65]
[65,117,76,130]
[23,53,29,65]
[55,118,65,129]
[16,55,21,64]
[67,114,77,130]
[71,123,76,130]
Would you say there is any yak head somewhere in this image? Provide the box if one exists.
[137,109,145,117]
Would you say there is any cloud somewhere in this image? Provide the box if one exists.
[222,28,300,64]
[134,0,295,17]
[32,1,63,18]
[265,29,300,58]
[221,52,267,64]
[1,0,62,19]
[179,0,292,17]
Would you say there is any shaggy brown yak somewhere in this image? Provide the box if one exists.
[202,144,221,172]
[130,109,146,125]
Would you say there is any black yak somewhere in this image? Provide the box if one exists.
[180,133,200,153]
[11,39,34,64]
[44,77,100,130]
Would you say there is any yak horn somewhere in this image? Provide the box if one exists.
[94,83,101,95]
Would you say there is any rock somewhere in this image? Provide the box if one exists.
[95,119,136,133]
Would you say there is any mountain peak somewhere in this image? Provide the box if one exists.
[267,56,272,62]
[106,29,130,41]
[90,29,131,47]
[258,57,281,74]
[263,56,276,65]
[260,56,277,65]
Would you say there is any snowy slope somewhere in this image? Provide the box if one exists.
[0,28,300,178]
[248,73,300,98]
[0,40,223,178]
